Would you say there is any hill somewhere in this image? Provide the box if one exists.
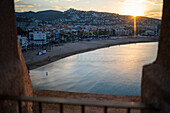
[16,8,161,26]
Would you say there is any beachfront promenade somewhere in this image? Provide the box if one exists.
[24,37,158,69]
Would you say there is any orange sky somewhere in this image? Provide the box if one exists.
[14,0,163,19]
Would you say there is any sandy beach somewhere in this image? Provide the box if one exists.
[24,37,158,69]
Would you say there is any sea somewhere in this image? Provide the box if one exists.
[30,42,158,96]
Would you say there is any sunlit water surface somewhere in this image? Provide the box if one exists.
[30,42,158,96]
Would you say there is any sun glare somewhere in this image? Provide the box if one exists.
[122,2,145,17]
[124,5,144,16]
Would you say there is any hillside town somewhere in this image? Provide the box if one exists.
[17,8,161,51]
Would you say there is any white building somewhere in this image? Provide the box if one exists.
[115,29,132,36]
[29,31,47,45]
[18,35,28,50]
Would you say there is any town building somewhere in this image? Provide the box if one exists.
[18,35,28,50]
[55,30,60,42]
[29,31,47,45]
[115,28,132,36]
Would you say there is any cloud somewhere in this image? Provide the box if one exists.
[120,0,162,5]
[48,0,59,4]
[144,12,162,19]
[52,6,61,10]
[15,4,39,8]
[14,0,21,3]
[62,0,79,2]
[15,8,27,12]
[147,0,163,5]
[120,0,146,4]
[144,9,162,19]
[15,1,40,8]
[147,9,162,13]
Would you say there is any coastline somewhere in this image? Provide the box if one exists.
[24,37,158,70]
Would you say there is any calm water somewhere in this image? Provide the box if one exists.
[30,42,158,96]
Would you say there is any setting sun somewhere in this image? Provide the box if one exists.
[121,0,146,17]
[123,5,145,16]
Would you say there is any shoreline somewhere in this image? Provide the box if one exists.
[25,37,158,70]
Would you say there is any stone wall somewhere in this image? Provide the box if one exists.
[142,0,170,113]
[0,0,33,113]
[0,0,169,113]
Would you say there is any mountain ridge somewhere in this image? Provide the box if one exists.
[16,8,161,20]
[16,8,161,26]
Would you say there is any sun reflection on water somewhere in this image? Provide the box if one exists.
[30,42,158,95]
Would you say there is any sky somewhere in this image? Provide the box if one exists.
[14,0,163,19]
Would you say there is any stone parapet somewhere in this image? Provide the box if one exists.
[0,0,33,113]
[142,0,170,112]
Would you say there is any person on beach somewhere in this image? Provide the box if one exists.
[48,56,51,61]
